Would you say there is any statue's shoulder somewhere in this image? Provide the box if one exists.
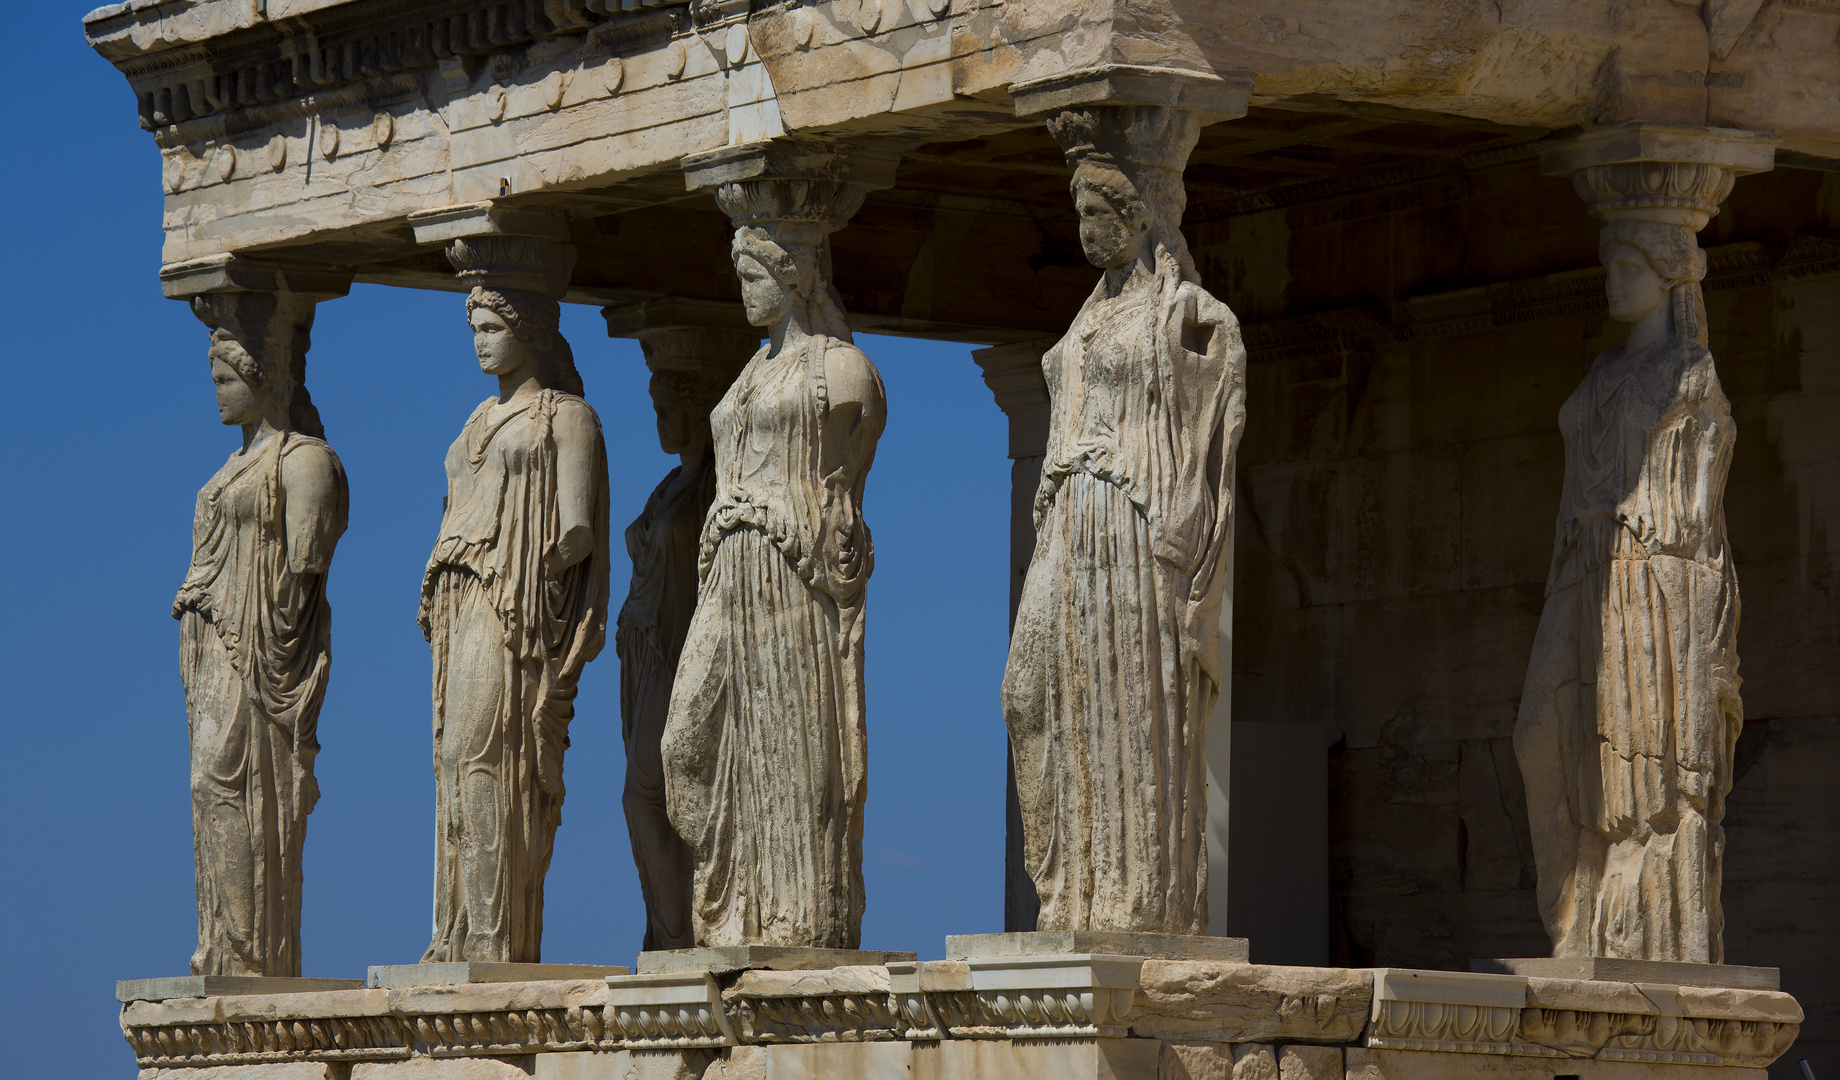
[545,389,603,428]
[820,338,885,413]
[1177,280,1237,330]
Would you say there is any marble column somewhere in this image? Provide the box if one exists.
[405,205,612,964]
[161,254,353,978]
[1001,67,1251,936]
[660,139,893,948]
[602,299,757,951]
[974,339,1053,933]
[1522,123,1778,964]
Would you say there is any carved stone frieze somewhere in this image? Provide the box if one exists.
[722,967,901,1043]
[604,972,736,1049]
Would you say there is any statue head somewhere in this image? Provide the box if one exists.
[465,286,585,397]
[1598,220,1709,346]
[648,370,719,456]
[191,291,324,438]
[1049,104,1202,285]
[716,178,859,341]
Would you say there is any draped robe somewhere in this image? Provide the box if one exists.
[1517,337,1741,962]
[420,390,610,963]
[661,338,885,948]
[175,431,348,976]
[616,459,715,951]
[1002,276,1245,934]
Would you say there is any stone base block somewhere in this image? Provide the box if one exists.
[352,1060,534,1080]
[946,932,1249,962]
[1470,958,1779,991]
[1346,1047,1767,1080]
[120,976,364,1002]
[533,1050,715,1079]
[368,963,631,988]
[916,1038,1160,1080]
[635,947,916,975]
[140,1065,347,1080]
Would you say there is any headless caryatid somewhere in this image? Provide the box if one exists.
[661,172,886,948]
[1517,161,1743,963]
[421,236,611,963]
[176,290,348,976]
[1002,103,1246,934]
[617,331,751,951]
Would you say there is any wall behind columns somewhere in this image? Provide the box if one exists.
[1194,161,1840,1079]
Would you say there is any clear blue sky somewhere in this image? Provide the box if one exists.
[3,7,1016,1075]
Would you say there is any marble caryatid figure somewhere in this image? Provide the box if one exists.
[1003,104,1247,935]
[618,339,748,951]
[1517,163,1742,963]
[176,290,349,977]
[421,240,611,963]
[661,178,887,948]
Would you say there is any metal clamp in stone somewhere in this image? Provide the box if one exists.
[604,971,737,1049]
[722,965,902,1043]
[924,954,1147,1040]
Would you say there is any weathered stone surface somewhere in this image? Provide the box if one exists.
[1157,1040,1233,1080]
[1279,1045,1342,1080]
[1131,963,1371,1044]
[1345,1047,1767,1080]
[1230,1044,1278,1080]
[534,1050,714,1080]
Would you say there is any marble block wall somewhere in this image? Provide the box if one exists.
[1196,159,1840,1079]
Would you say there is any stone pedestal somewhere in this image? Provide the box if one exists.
[1472,958,1780,990]
[947,931,1249,962]
[637,946,916,975]
[368,963,631,988]
[119,976,362,1002]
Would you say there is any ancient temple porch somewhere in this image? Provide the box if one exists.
[84,0,1840,1077]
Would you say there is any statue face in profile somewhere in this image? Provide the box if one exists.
[471,305,537,376]
[1603,241,1669,325]
[1072,165,1150,270]
[210,352,263,427]
[735,252,790,329]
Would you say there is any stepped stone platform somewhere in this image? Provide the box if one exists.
[121,950,1803,1080]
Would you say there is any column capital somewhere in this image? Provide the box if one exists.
[603,297,758,384]
[159,253,353,302]
[683,137,897,238]
[408,201,576,298]
[1010,64,1250,124]
[974,339,1053,461]
[1539,122,1780,229]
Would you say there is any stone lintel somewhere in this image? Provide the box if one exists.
[407,202,573,246]
[636,946,917,975]
[1538,121,1779,178]
[365,963,631,989]
[681,139,900,194]
[159,254,354,301]
[1472,957,1781,991]
[948,931,1249,962]
[1010,64,1251,123]
[117,975,363,1002]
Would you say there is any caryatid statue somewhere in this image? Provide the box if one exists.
[420,235,611,964]
[1517,151,1752,963]
[175,287,349,977]
[662,155,887,949]
[616,326,753,952]
[1002,101,1247,934]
